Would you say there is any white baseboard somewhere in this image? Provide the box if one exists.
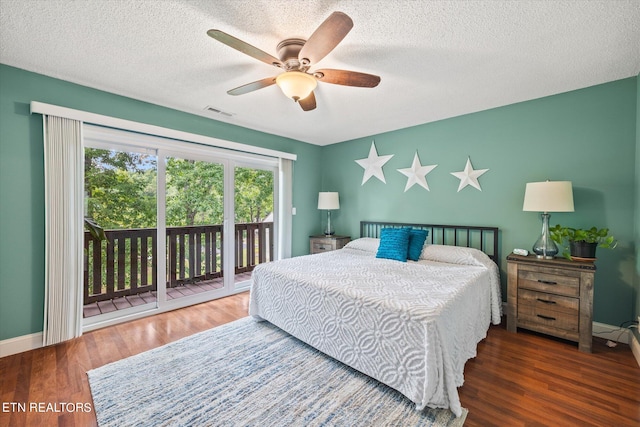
[592,321,632,345]
[0,332,43,358]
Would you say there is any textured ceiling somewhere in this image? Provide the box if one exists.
[1,1,639,146]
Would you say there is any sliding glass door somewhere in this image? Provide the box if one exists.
[233,164,276,291]
[83,144,159,323]
[82,125,283,329]
[164,155,226,303]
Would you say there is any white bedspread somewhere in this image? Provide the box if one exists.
[249,243,501,417]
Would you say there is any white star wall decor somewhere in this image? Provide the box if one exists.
[450,157,489,192]
[397,152,438,192]
[355,141,394,185]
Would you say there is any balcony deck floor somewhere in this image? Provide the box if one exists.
[83,271,253,318]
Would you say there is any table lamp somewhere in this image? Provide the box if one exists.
[522,181,574,259]
[318,192,339,236]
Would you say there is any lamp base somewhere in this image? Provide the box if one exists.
[323,210,334,236]
[531,212,558,259]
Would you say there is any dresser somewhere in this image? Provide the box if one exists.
[309,235,350,254]
[506,253,596,353]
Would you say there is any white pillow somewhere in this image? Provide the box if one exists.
[344,237,380,253]
[419,244,492,267]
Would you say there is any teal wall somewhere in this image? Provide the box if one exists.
[1,63,638,342]
[0,64,321,341]
[321,78,638,327]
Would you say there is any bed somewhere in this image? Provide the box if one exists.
[249,221,501,417]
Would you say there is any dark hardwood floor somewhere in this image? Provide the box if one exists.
[1,292,638,426]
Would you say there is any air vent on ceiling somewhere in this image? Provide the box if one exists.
[204,106,234,117]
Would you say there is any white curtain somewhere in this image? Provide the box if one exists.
[42,115,84,346]
[278,158,293,259]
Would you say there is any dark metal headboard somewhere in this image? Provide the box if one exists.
[360,221,500,263]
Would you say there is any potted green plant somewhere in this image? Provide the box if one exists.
[550,225,617,260]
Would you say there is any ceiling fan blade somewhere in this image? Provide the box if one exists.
[298,91,317,111]
[314,69,380,87]
[227,76,277,96]
[298,12,353,66]
[207,29,283,68]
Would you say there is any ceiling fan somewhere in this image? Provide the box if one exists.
[207,11,381,111]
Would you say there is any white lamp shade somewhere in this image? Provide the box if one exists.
[318,192,340,210]
[523,181,574,212]
[276,71,317,101]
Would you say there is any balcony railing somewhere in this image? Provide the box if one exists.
[84,222,273,306]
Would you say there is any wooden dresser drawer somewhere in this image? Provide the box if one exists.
[517,304,579,335]
[518,289,579,315]
[312,241,334,252]
[518,288,579,335]
[309,236,350,254]
[518,269,579,297]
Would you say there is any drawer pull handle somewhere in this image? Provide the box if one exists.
[537,298,557,305]
[537,314,556,321]
[537,279,557,285]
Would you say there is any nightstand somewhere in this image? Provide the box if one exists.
[309,235,350,254]
[506,253,596,353]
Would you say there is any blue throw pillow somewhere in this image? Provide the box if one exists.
[407,229,429,261]
[376,227,410,262]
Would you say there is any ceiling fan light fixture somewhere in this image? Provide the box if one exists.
[276,71,317,102]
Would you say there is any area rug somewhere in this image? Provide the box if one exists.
[87,317,467,427]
